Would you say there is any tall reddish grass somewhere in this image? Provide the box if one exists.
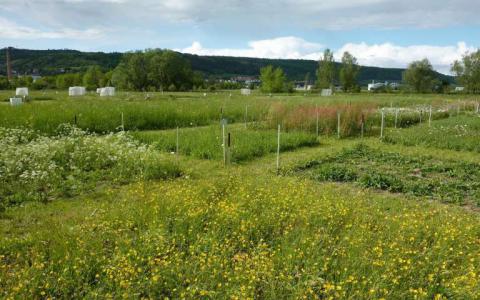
[266,103,377,137]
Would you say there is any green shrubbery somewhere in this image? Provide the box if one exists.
[296,144,480,205]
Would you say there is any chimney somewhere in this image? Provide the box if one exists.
[6,47,13,81]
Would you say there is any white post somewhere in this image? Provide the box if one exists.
[476,102,479,114]
[380,109,385,139]
[222,122,226,166]
[245,104,248,128]
[394,109,399,129]
[121,112,124,131]
[337,111,341,139]
[457,105,460,115]
[316,104,319,137]
[276,124,281,174]
[176,126,179,160]
[428,105,432,127]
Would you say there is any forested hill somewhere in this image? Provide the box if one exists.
[0,47,453,84]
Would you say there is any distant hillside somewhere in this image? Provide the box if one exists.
[0,47,453,84]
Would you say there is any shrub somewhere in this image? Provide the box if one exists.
[0,125,181,208]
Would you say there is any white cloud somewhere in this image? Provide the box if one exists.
[335,42,477,74]
[0,17,104,40]
[179,37,324,60]
[180,37,477,74]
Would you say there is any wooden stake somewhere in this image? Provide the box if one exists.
[316,104,319,137]
[121,112,124,131]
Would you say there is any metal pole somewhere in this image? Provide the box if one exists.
[222,122,226,166]
[394,109,398,128]
[428,105,432,127]
[276,124,280,174]
[245,105,248,129]
[337,111,341,139]
[176,126,179,160]
[361,114,365,139]
[380,109,385,139]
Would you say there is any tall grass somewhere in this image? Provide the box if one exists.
[132,125,318,162]
[384,114,480,152]
[0,95,270,134]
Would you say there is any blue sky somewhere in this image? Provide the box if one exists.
[0,0,479,74]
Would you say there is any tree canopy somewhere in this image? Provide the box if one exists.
[112,50,195,91]
[403,59,438,93]
[452,50,480,94]
[316,49,336,89]
[339,52,360,92]
[260,65,287,93]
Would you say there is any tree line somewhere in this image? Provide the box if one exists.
[260,49,480,94]
[1,48,479,94]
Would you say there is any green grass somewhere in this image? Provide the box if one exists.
[384,114,480,152]
[294,143,480,206]
[3,91,480,299]
[132,125,319,162]
[0,91,269,134]
[2,176,480,299]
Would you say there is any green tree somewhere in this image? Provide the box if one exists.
[403,58,438,93]
[339,52,359,92]
[452,50,480,94]
[83,66,104,90]
[316,49,336,89]
[260,65,286,93]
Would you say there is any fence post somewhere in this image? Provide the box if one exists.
[419,110,423,124]
[380,108,385,139]
[245,104,248,129]
[276,124,281,175]
[227,132,231,165]
[361,113,365,139]
[222,120,226,166]
[337,111,341,139]
[476,102,479,114]
[394,109,399,128]
[428,105,432,127]
[316,104,319,137]
[176,126,179,161]
[121,112,124,131]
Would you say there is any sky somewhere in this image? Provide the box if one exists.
[0,0,479,74]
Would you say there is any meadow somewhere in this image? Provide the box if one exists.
[2,90,480,299]
[132,125,318,162]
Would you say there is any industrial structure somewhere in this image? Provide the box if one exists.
[6,47,13,81]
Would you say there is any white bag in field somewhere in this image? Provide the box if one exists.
[240,88,251,95]
[9,97,23,106]
[100,87,115,97]
[15,87,29,97]
[69,86,86,96]
[321,89,332,96]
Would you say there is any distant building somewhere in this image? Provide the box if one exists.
[367,81,401,91]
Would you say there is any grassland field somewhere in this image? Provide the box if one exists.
[2,89,480,299]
